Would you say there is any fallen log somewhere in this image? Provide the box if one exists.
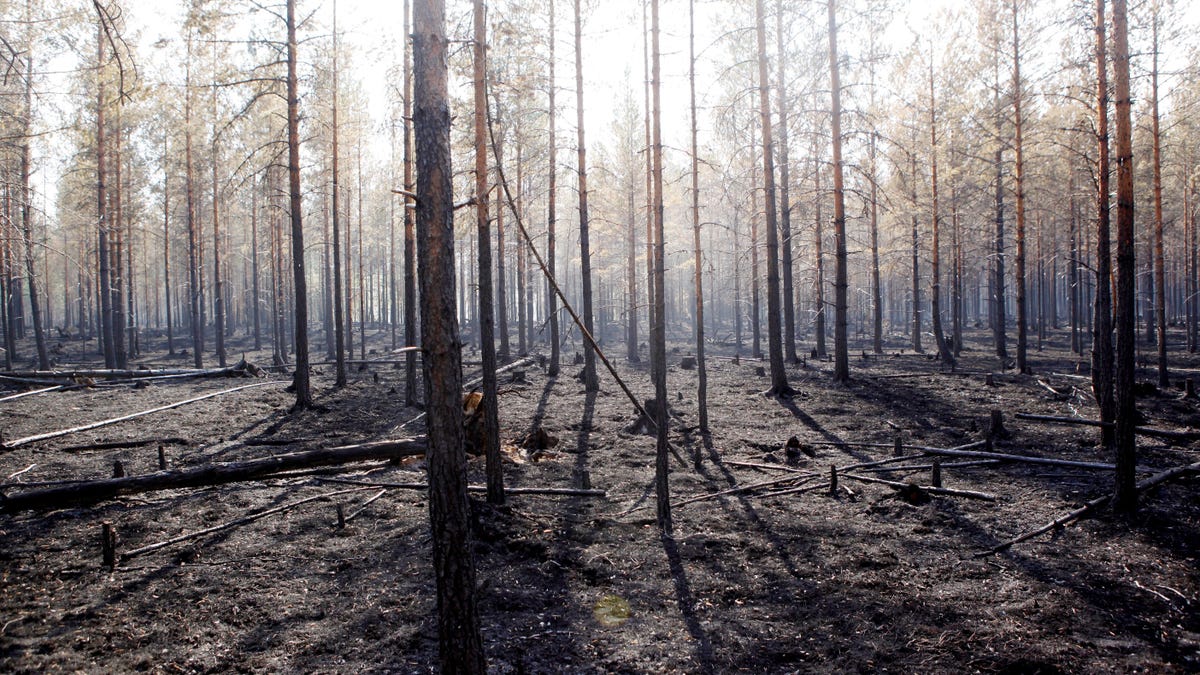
[917,444,1124,472]
[839,472,997,501]
[975,460,1200,557]
[1014,412,1200,442]
[671,472,817,509]
[854,460,1001,473]
[120,486,374,562]
[0,362,261,381]
[0,438,426,513]
[317,477,607,497]
[0,385,65,403]
[1,381,278,451]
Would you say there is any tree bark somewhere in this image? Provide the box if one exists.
[285,0,312,409]
[1011,0,1030,374]
[331,1,347,388]
[776,0,797,364]
[651,0,671,532]
[414,0,486,668]
[546,0,560,378]
[829,0,850,382]
[928,59,954,368]
[474,0,504,505]
[1150,12,1167,389]
[1110,0,1137,513]
[689,0,708,431]
[1093,0,1116,450]
[574,0,599,392]
[753,0,791,397]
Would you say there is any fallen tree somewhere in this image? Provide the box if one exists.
[1,381,277,451]
[1014,412,1200,442]
[974,460,1200,557]
[0,438,426,513]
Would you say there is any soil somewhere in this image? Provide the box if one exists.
[1,327,1198,674]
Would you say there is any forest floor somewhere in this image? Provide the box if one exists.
[0,326,1198,674]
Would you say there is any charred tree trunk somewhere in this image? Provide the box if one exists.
[285,0,312,409]
[928,62,954,368]
[473,0,504,505]
[1150,13,1167,389]
[829,0,849,382]
[754,0,791,396]
[414,0,486,667]
[403,0,420,406]
[97,25,115,369]
[574,0,599,392]
[651,0,672,532]
[1011,0,1030,374]
[1111,0,1137,513]
[546,0,560,378]
[1093,0,1116,450]
[689,0,708,430]
[776,0,797,364]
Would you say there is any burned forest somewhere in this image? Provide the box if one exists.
[1,0,1199,672]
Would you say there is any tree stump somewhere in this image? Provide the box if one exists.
[894,436,904,457]
[986,373,995,387]
[112,460,125,478]
[680,356,697,370]
[988,410,1009,441]
[829,465,839,496]
[755,366,766,377]
[931,460,943,488]
[1186,378,1196,399]
[101,522,117,570]
[158,446,167,470]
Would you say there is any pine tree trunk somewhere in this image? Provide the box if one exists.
[403,0,419,405]
[1093,0,1116,450]
[1150,13,1167,388]
[474,0,504,505]
[1111,0,1137,513]
[776,0,797,364]
[689,0,708,430]
[829,0,849,381]
[574,0,599,392]
[650,0,671,532]
[331,3,347,387]
[928,61,954,368]
[414,0,486,667]
[753,0,791,396]
[546,0,560,377]
[285,0,312,409]
[1012,0,1029,374]
[96,25,115,369]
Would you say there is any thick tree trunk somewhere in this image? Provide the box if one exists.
[414,0,486,668]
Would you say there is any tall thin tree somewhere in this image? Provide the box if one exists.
[1111,0,1137,513]
[474,0,503,505]
[285,0,312,409]
[829,0,850,382]
[414,0,486,667]
[754,0,792,397]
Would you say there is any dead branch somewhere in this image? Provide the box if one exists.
[1013,412,1200,442]
[1,362,263,382]
[317,477,606,497]
[975,460,1200,557]
[0,385,65,403]
[342,489,388,524]
[671,472,817,509]
[0,438,426,513]
[917,443,1123,472]
[1,381,277,451]
[854,460,1001,473]
[722,459,810,473]
[838,472,997,501]
[121,486,374,562]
